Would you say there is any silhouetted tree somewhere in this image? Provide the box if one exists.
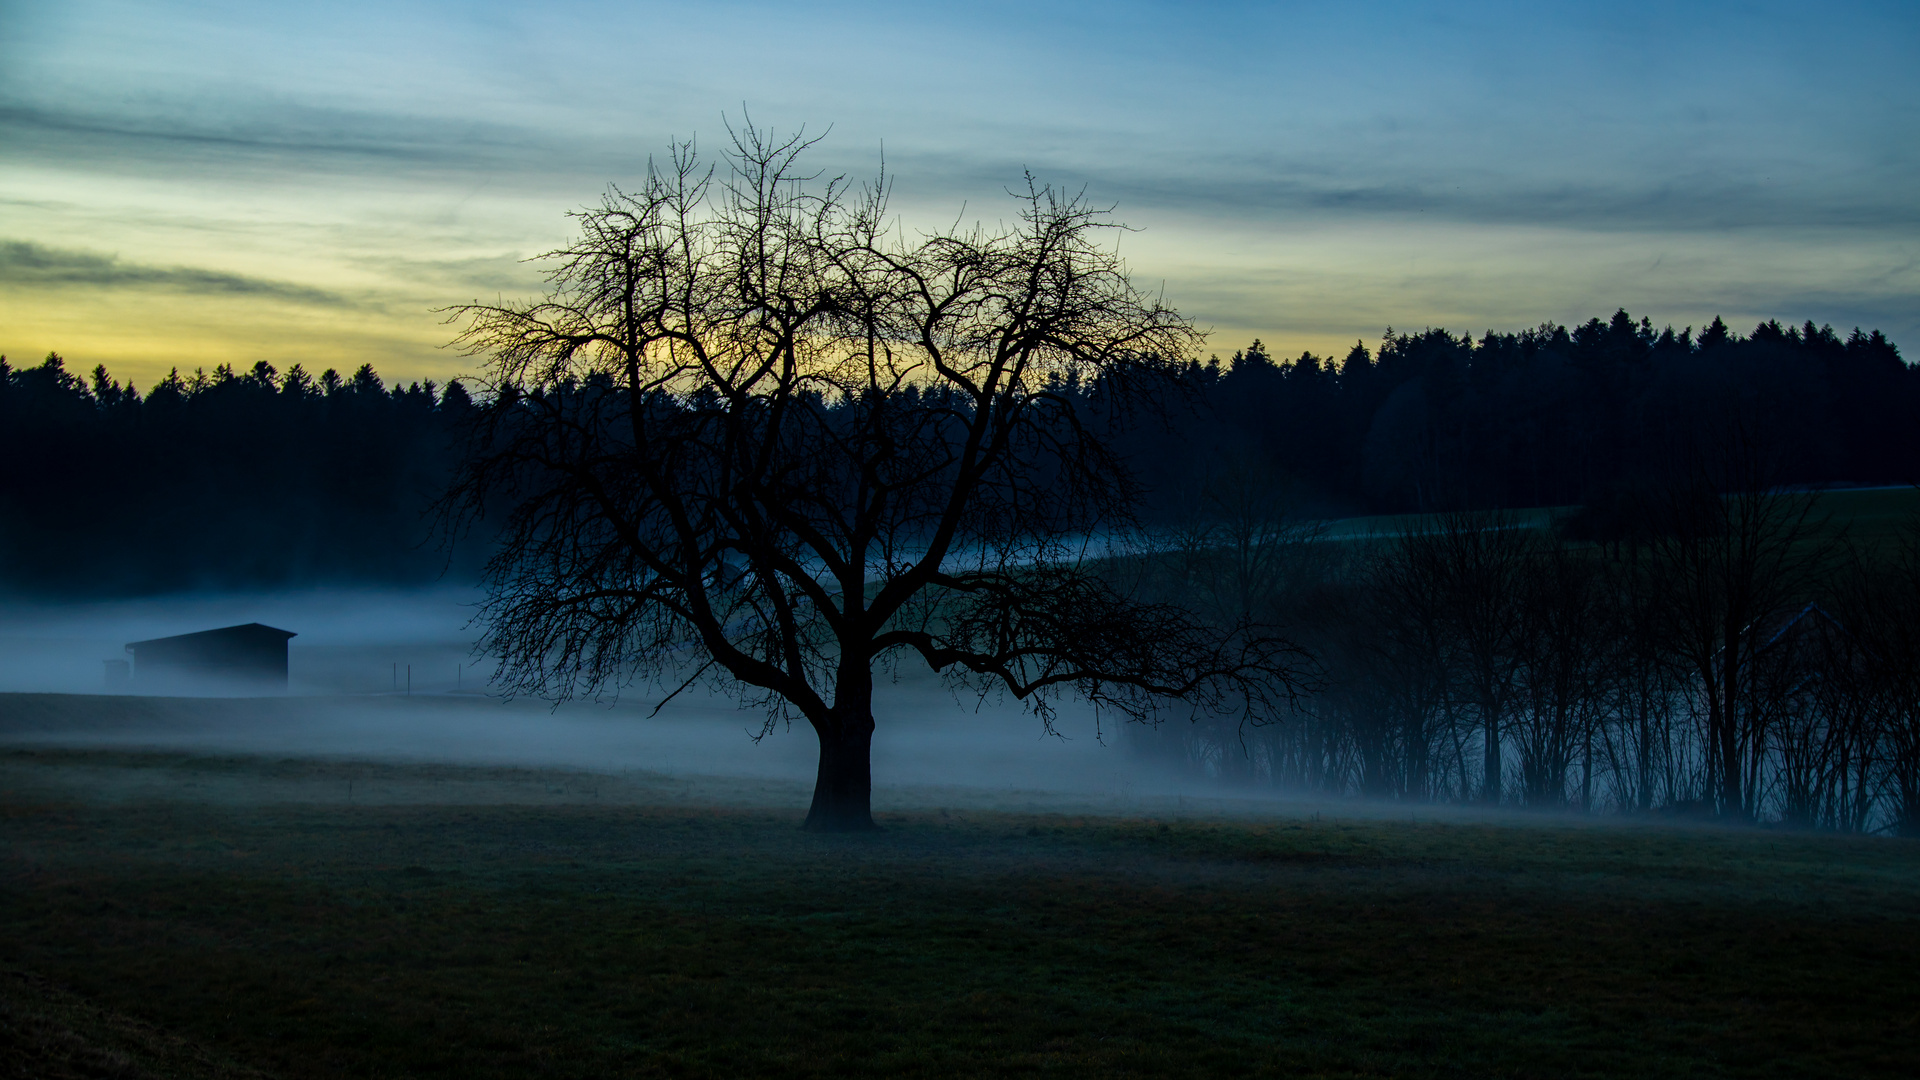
[1513,544,1618,809]
[1643,424,1832,821]
[446,127,1309,830]
[1829,516,1920,835]
[1397,512,1537,804]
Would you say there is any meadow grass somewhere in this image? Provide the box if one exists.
[1317,485,1920,553]
[2,748,1917,1078]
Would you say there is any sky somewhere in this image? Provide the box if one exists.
[2,0,1915,389]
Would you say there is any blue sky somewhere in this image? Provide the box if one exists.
[2,0,1914,385]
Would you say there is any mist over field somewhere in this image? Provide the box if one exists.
[0,587,1261,814]
[0,587,478,697]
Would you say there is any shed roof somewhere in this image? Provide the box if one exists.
[125,623,297,651]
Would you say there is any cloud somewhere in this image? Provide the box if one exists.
[7,85,1910,239]
[351,252,549,297]
[0,239,351,306]
[893,148,1920,236]
[0,98,626,189]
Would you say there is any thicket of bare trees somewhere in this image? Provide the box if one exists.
[1130,472,1920,834]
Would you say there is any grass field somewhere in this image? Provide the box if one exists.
[2,748,1918,1078]
[1316,485,1920,551]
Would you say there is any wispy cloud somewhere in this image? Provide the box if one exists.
[887,147,1920,236]
[0,100,580,180]
[0,240,351,306]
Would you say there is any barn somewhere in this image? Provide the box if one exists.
[124,623,297,692]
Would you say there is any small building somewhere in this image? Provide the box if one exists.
[124,623,297,692]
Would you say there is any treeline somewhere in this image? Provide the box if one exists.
[1124,311,1915,517]
[3,309,1911,596]
[0,354,475,594]
[1128,476,1920,833]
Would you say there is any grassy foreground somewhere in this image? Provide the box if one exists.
[1,750,1917,1078]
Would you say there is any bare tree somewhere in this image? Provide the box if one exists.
[1596,557,1691,814]
[1643,421,1832,820]
[1339,539,1455,801]
[1767,601,1878,831]
[446,126,1309,830]
[1387,512,1538,804]
[1829,518,1920,834]
[1131,464,1335,786]
[1512,544,1619,809]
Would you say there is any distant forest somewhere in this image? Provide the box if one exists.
[0,310,1910,595]
[1124,311,1914,518]
[0,356,474,594]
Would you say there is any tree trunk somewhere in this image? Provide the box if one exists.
[804,703,878,832]
[1720,639,1744,819]
[1580,717,1593,813]
[1482,708,1502,805]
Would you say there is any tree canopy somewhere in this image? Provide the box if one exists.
[445,128,1309,829]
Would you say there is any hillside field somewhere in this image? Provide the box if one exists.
[1319,484,1920,551]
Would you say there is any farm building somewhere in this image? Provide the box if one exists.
[124,623,297,692]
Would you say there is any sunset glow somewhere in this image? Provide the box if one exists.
[4,0,1914,387]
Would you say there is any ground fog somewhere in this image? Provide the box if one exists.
[0,587,1316,818]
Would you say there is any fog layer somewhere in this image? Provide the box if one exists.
[0,587,1220,813]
